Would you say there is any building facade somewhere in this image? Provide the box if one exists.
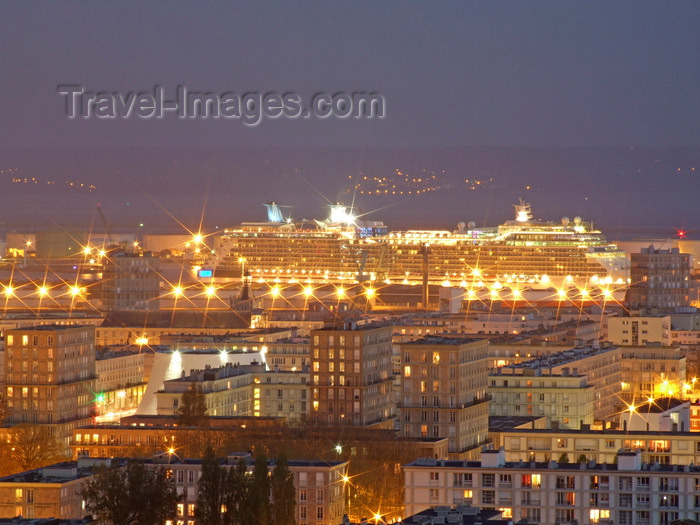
[491,345,621,428]
[489,370,595,430]
[0,458,109,520]
[490,426,700,466]
[628,246,692,309]
[404,449,700,524]
[399,337,490,458]
[608,316,671,347]
[310,324,395,427]
[101,252,161,310]
[3,325,96,445]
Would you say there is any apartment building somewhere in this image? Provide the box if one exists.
[0,455,348,525]
[404,449,700,524]
[608,316,671,346]
[310,323,395,427]
[94,347,154,421]
[628,246,691,309]
[490,426,700,465]
[264,336,310,372]
[155,363,265,417]
[489,370,595,430]
[489,345,620,428]
[101,251,161,311]
[0,458,110,520]
[3,325,96,445]
[399,336,490,458]
[618,346,686,412]
[153,453,348,525]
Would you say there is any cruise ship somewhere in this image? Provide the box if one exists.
[198,201,628,290]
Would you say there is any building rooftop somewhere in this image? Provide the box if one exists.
[7,324,92,332]
[400,506,507,525]
[403,335,483,345]
[487,424,700,437]
[0,519,96,524]
[117,414,283,427]
[163,362,267,385]
[102,310,249,329]
[267,336,310,344]
[505,344,615,370]
[96,347,145,360]
[314,321,392,332]
[0,459,116,484]
[488,416,545,432]
[405,457,700,473]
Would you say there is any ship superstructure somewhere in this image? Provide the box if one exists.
[199,201,628,289]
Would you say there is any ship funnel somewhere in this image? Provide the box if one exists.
[265,202,284,223]
[329,203,356,225]
[514,199,533,222]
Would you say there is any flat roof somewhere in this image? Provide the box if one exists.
[506,345,615,369]
[405,457,700,473]
[488,416,544,432]
[7,324,92,331]
[403,335,484,345]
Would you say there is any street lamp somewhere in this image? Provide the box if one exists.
[23,239,31,267]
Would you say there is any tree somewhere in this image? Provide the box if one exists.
[81,461,181,525]
[270,454,296,525]
[577,454,588,464]
[6,424,66,472]
[0,392,6,423]
[178,382,210,427]
[222,458,250,525]
[247,454,271,525]
[558,453,570,464]
[195,447,224,525]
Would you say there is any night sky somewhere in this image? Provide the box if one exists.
[1,2,699,235]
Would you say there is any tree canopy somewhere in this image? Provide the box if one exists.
[194,447,224,525]
[178,382,210,427]
[193,452,295,525]
[3,424,66,473]
[81,461,182,525]
[270,454,296,525]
